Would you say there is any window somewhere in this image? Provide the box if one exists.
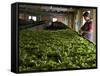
[28,16,37,21]
[32,16,37,21]
[28,16,32,20]
[53,18,57,22]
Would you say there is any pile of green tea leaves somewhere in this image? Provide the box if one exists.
[19,29,96,72]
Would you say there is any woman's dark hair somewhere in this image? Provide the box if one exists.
[83,11,90,17]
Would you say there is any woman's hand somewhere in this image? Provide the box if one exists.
[79,29,81,33]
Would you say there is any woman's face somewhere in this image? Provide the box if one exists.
[83,16,89,21]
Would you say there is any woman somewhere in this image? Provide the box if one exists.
[79,11,93,41]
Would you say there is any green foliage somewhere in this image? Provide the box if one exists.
[19,29,96,72]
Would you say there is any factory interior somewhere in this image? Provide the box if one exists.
[18,4,96,43]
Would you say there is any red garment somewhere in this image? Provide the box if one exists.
[87,21,93,32]
[81,20,93,32]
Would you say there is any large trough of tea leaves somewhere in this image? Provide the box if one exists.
[19,27,96,72]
